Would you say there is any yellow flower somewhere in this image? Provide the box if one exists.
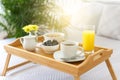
[29,25,38,31]
[22,24,38,33]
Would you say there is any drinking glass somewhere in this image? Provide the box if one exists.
[82,25,95,58]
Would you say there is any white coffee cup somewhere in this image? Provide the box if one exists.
[60,41,79,58]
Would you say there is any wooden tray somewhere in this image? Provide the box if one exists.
[2,36,117,80]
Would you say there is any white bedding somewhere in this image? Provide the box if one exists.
[0,36,120,80]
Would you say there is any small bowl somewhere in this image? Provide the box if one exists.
[36,43,59,54]
[43,32,65,43]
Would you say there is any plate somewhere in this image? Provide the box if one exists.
[53,50,85,62]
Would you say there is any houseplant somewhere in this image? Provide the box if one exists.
[0,0,70,38]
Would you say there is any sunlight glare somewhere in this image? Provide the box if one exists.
[56,0,82,16]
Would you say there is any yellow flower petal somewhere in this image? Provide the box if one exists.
[22,24,38,33]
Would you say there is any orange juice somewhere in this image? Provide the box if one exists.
[82,30,95,51]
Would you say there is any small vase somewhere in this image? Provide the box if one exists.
[20,35,37,51]
[29,31,36,36]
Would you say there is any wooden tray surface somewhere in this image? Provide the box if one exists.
[5,36,111,66]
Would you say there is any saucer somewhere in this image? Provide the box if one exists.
[53,50,85,62]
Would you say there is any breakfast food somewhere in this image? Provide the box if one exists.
[43,32,65,43]
[46,33,61,37]
[43,40,59,46]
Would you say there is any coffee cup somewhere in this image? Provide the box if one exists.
[60,41,80,58]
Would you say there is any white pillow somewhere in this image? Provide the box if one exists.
[97,4,120,40]
[71,2,103,31]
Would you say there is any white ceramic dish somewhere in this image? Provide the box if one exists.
[36,43,59,54]
[43,32,65,43]
[53,50,85,62]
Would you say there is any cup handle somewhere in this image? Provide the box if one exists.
[20,37,24,44]
[78,46,84,53]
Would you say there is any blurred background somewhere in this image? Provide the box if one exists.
[0,0,120,39]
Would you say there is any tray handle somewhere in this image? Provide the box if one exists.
[92,49,112,62]
[78,49,112,75]
[85,49,112,65]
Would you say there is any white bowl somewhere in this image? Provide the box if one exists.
[43,32,65,43]
[36,43,59,54]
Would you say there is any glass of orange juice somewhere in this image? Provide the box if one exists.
[82,25,95,57]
